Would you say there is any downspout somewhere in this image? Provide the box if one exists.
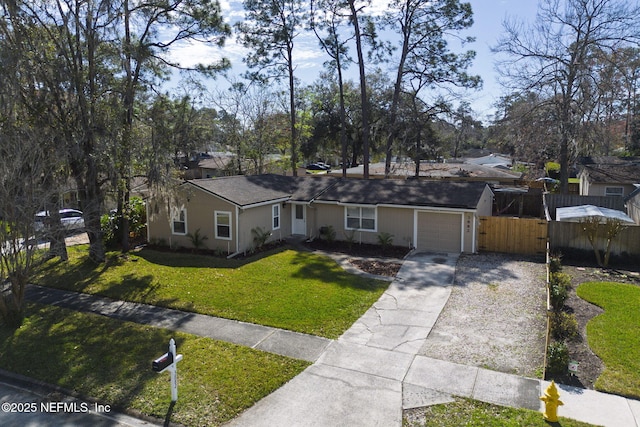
[226,205,242,259]
[145,200,151,243]
[460,213,465,253]
[472,214,477,254]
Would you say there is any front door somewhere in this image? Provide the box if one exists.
[292,204,306,235]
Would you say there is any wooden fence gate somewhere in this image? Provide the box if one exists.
[478,216,548,255]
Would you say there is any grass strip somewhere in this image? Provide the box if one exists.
[404,398,598,426]
[0,303,309,426]
[33,246,389,339]
[576,281,640,399]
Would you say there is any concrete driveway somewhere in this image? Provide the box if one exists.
[226,252,458,427]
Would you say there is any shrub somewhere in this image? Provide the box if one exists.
[186,229,209,250]
[101,196,147,248]
[549,253,563,273]
[101,213,117,247]
[320,225,336,243]
[343,230,356,250]
[549,282,568,310]
[550,312,579,341]
[549,272,571,310]
[546,341,569,376]
[251,226,272,250]
[377,232,394,249]
[551,272,571,288]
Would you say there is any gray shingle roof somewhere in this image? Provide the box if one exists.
[315,179,487,209]
[187,174,335,207]
[581,163,640,184]
[187,174,488,210]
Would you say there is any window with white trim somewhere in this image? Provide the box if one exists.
[345,206,376,231]
[172,209,187,235]
[605,186,624,197]
[272,204,280,230]
[215,211,232,240]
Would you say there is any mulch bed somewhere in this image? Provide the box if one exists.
[304,240,411,278]
[347,259,403,277]
[547,258,640,390]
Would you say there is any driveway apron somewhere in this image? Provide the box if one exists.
[226,252,458,427]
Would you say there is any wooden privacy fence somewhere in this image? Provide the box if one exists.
[478,216,548,255]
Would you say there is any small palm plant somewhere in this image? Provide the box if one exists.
[252,226,272,250]
[186,229,208,251]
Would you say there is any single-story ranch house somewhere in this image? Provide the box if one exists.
[146,174,494,256]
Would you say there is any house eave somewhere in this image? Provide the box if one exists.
[183,181,241,208]
[242,197,291,210]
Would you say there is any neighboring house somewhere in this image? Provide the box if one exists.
[625,186,640,225]
[147,174,494,255]
[182,153,236,179]
[578,157,640,197]
[330,161,522,186]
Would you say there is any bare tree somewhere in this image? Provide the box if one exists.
[236,0,306,176]
[580,216,627,267]
[0,129,51,327]
[381,0,480,177]
[494,0,640,193]
[310,0,353,177]
[347,0,372,178]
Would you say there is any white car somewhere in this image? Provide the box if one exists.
[34,209,85,233]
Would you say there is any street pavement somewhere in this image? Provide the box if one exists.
[0,377,157,427]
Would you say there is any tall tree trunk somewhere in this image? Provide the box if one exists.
[288,47,298,176]
[349,1,370,179]
[336,54,348,178]
[385,8,410,178]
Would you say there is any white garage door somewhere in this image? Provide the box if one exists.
[416,212,462,253]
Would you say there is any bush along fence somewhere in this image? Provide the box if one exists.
[544,253,578,378]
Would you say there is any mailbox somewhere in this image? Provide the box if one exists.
[151,338,183,402]
[152,352,173,372]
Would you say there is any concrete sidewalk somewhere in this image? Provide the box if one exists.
[25,285,330,363]
[20,251,640,427]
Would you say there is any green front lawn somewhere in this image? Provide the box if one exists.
[0,304,309,426]
[404,398,597,427]
[33,245,389,338]
[576,281,640,399]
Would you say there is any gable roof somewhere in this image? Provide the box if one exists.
[185,174,490,210]
[315,179,488,209]
[580,159,640,184]
[186,174,335,207]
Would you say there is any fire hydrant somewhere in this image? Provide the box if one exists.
[540,381,563,422]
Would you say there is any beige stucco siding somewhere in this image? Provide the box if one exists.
[582,182,636,197]
[313,203,413,247]
[312,203,343,238]
[377,207,414,248]
[147,190,238,253]
[238,203,292,251]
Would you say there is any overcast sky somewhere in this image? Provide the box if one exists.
[166,0,541,123]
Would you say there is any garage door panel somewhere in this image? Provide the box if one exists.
[417,212,461,253]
